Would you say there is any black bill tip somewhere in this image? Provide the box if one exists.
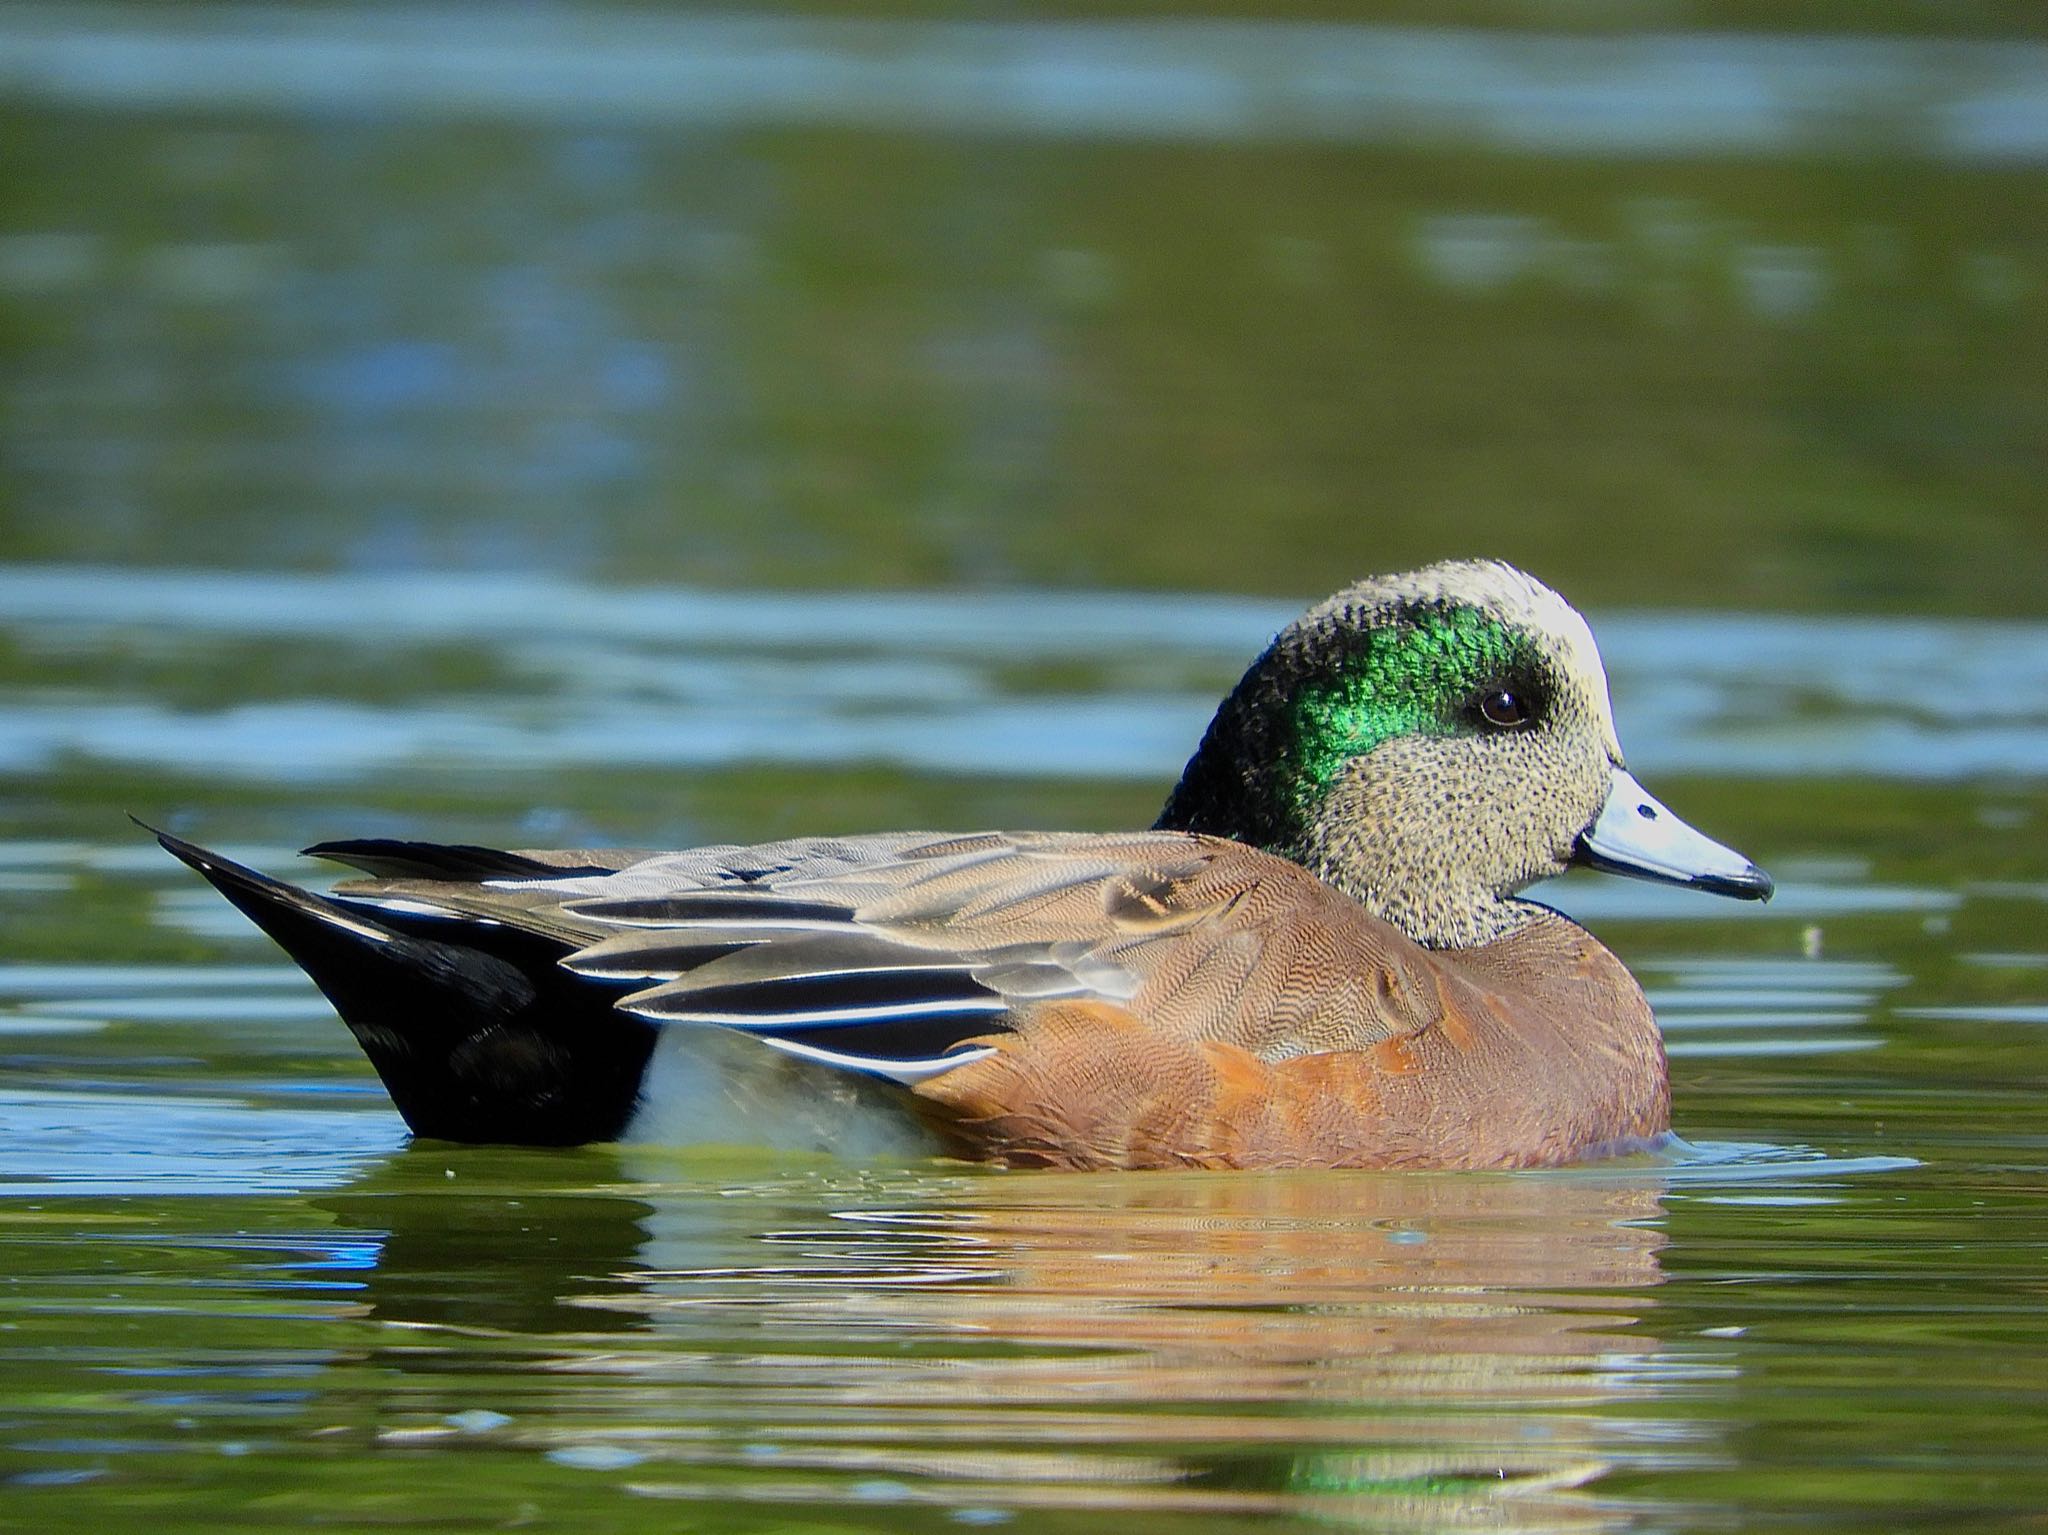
[1694,863,1774,902]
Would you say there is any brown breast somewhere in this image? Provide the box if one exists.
[912,906,1668,1171]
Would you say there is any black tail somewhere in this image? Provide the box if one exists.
[147,825,655,1146]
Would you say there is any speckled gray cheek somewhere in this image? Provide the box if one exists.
[1299,699,1614,950]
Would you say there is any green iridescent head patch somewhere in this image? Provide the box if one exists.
[1153,596,1551,858]
[1284,605,1540,823]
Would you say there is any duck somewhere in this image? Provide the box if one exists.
[151,560,1771,1170]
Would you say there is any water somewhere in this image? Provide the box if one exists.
[3,575,2046,1530]
[4,3,2047,1529]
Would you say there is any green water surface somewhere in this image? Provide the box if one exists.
[3,4,2047,1530]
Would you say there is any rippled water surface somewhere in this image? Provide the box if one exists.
[3,572,2047,1532]
[5,2,2048,1528]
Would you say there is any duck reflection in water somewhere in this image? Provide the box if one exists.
[332,1150,1681,1530]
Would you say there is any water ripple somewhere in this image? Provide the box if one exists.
[7,565,2048,783]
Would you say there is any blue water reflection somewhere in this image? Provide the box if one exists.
[5,566,2046,782]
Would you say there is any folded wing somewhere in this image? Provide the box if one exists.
[324,829,1445,1087]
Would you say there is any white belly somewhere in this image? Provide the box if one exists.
[621,1024,948,1159]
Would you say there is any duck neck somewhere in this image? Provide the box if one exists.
[1153,630,1327,861]
[1296,832,1537,951]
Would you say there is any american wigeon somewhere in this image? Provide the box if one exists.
[153,561,1770,1168]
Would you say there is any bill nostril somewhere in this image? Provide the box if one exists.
[1637,803,1658,821]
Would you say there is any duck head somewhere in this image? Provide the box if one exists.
[1156,559,1771,949]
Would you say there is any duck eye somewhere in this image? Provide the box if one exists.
[1478,689,1534,729]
